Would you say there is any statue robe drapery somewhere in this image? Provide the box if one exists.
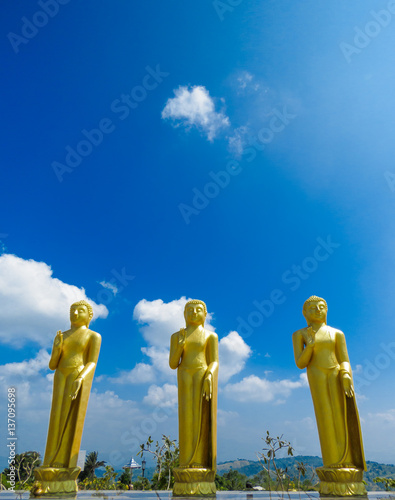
[294,325,365,470]
[44,329,101,469]
[170,327,218,470]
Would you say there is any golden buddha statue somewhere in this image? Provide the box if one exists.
[169,299,218,496]
[33,301,101,496]
[292,296,366,496]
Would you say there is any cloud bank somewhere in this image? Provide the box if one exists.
[0,254,108,347]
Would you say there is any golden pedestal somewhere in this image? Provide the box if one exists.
[173,467,216,496]
[316,467,367,497]
[31,466,80,496]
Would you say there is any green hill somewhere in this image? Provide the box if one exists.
[217,456,395,490]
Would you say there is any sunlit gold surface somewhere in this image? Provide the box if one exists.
[169,300,218,496]
[33,301,101,496]
[292,296,366,497]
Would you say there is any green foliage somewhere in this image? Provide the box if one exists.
[137,434,179,490]
[2,451,41,489]
[132,477,151,490]
[215,469,248,490]
[374,477,395,491]
[256,431,294,492]
[117,469,132,486]
[78,465,118,490]
[78,451,106,482]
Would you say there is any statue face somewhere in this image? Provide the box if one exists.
[304,300,327,323]
[70,304,90,327]
[184,302,206,326]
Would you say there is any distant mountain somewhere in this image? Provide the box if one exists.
[217,456,395,490]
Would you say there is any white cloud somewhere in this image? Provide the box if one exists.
[237,71,254,90]
[235,71,261,94]
[162,85,230,141]
[141,346,174,378]
[143,383,178,407]
[133,297,214,348]
[227,126,249,157]
[223,373,308,403]
[109,363,156,384]
[367,409,395,424]
[0,254,108,347]
[99,280,118,295]
[0,349,50,382]
[130,298,250,389]
[219,331,251,383]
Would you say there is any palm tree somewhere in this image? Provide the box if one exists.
[79,451,106,481]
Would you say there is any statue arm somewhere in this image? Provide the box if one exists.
[203,333,219,401]
[78,332,102,380]
[169,330,185,370]
[292,330,314,369]
[71,332,101,400]
[49,331,63,371]
[335,330,354,397]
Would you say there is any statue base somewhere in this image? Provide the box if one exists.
[316,467,367,497]
[173,467,216,496]
[31,467,81,496]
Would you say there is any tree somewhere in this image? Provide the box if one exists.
[137,435,179,490]
[256,431,294,492]
[78,451,106,482]
[374,477,395,491]
[215,469,248,490]
[78,465,118,490]
[2,451,41,488]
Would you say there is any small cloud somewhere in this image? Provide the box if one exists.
[143,383,178,407]
[223,373,308,403]
[109,363,156,385]
[219,331,251,383]
[227,126,249,157]
[238,71,253,90]
[264,353,271,358]
[99,280,118,296]
[236,71,261,94]
[367,410,395,424]
[162,85,230,141]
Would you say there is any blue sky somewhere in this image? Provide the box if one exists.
[2,0,395,469]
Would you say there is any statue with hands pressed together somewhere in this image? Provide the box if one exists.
[292,296,366,496]
[169,299,218,496]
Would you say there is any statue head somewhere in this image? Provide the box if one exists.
[70,300,93,327]
[302,295,328,325]
[184,299,207,326]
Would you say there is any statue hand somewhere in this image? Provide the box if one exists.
[203,374,212,402]
[70,378,82,400]
[342,373,354,398]
[54,331,63,348]
[305,327,315,348]
[178,328,186,345]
